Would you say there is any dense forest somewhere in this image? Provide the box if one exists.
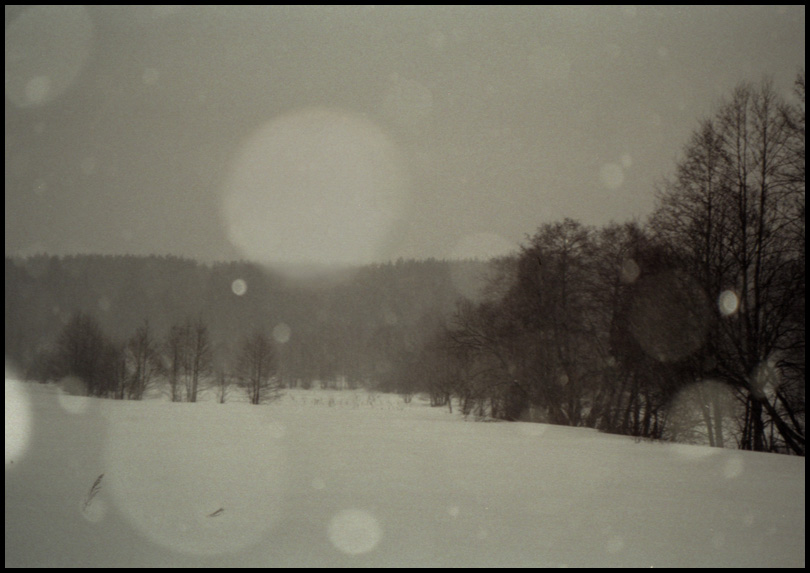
[5,75,805,455]
[5,254,489,391]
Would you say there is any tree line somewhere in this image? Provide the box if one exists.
[6,254,488,393]
[395,75,804,455]
[39,312,280,405]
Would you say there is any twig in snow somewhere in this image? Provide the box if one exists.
[83,473,104,512]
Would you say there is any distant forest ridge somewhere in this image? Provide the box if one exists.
[5,253,492,385]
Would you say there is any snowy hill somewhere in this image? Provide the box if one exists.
[5,380,805,567]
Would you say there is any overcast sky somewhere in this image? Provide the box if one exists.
[5,5,805,266]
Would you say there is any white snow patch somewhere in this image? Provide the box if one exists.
[4,380,805,567]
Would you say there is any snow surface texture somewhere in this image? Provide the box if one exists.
[5,380,805,567]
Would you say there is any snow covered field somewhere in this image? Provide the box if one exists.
[5,379,805,567]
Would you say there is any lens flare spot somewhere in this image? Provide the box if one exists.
[105,410,286,556]
[24,75,52,106]
[751,359,780,399]
[5,376,31,465]
[56,376,91,414]
[5,5,94,108]
[142,67,160,85]
[723,455,744,479]
[606,535,625,554]
[718,290,739,316]
[81,496,107,524]
[448,233,516,300]
[222,108,406,268]
[628,270,709,362]
[327,509,383,556]
[620,258,640,283]
[599,163,624,190]
[32,178,48,196]
[98,296,112,313]
[382,308,398,326]
[231,279,247,296]
[273,323,291,344]
[667,380,736,447]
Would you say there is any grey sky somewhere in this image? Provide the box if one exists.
[5,5,805,265]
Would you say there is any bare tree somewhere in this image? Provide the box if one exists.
[446,296,532,421]
[653,79,805,454]
[187,318,212,402]
[165,318,213,402]
[214,368,230,404]
[165,323,187,402]
[124,320,162,400]
[235,330,281,405]
[52,311,115,397]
